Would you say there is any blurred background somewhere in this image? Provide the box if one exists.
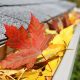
[71,44,80,80]
[68,0,80,7]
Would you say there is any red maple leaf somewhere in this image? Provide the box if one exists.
[0,48,40,69]
[1,14,52,69]
[28,13,44,36]
[4,24,30,49]
[28,13,51,50]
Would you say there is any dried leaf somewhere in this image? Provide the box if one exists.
[0,48,40,69]
[2,14,52,70]
[28,14,52,50]
[4,24,28,49]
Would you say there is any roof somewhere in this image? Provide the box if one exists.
[0,0,76,33]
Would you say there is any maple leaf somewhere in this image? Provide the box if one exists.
[28,13,44,36]
[0,48,40,69]
[48,20,60,33]
[1,14,53,70]
[28,13,52,50]
[4,24,29,49]
[62,14,71,28]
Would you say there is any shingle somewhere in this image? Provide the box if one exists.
[0,0,76,33]
[0,0,63,5]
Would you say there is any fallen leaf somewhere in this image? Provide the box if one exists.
[4,24,28,49]
[0,48,40,69]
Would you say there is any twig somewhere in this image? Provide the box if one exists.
[18,68,27,80]
[41,54,52,72]
[0,73,16,80]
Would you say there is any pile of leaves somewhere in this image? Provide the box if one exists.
[0,11,78,80]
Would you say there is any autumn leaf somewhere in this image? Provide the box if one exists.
[28,13,52,50]
[1,14,52,70]
[4,24,29,49]
[47,20,60,33]
[19,25,28,40]
[0,48,40,69]
[28,13,44,36]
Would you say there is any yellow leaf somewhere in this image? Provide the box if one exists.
[37,76,45,80]
[60,25,74,45]
[49,34,65,45]
[45,28,57,34]
[22,69,40,80]
[69,13,76,24]
[43,57,61,76]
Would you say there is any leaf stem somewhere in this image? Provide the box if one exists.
[41,54,52,72]
[18,68,27,80]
